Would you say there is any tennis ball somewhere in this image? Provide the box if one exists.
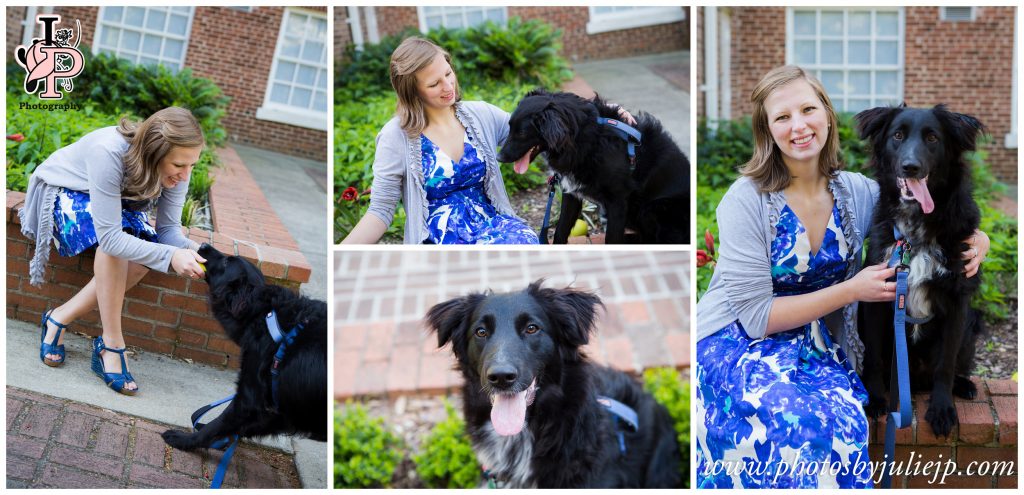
[570,219,588,237]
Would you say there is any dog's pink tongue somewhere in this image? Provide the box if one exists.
[513,153,531,175]
[905,178,934,214]
[491,389,528,436]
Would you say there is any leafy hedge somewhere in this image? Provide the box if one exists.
[334,19,569,242]
[413,400,480,488]
[696,116,1018,322]
[334,403,402,488]
[643,367,691,487]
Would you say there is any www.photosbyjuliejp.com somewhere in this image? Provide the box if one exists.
[701,450,1016,485]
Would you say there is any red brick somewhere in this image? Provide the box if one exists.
[93,421,130,457]
[181,314,223,334]
[955,400,995,445]
[617,301,651,325]
[386,345,421,395]
[353,360,388,396]
[19,404,60,439]
[665,331,690,368]
[206,336,239,354]
[129,464,204,488]
[996,476,1017,488]
[259,260,287,279]
[7,434,47,459]
[908,474,992,488]
[161,294,209,315]
[363,322,394,363]
[142,271,188,292]
[334,350,361,399]
[986,379,1017,396]
[990,396,1017,445]
[336,324,368,352]
[50,445,125,478]
[957,446,1016,465]
[125,284,161,303]
[177,330,208,347]
[39,463,119,488]
[604,336,636,372]
[418,352,454,394]
[173,347,227,367]
[913,394,955,445]
[126,301,180,325]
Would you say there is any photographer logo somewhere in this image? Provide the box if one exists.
[15,15,85,100]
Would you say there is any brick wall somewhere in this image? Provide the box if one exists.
[20,7,326,161]
[334,8,350,64]
[696,8,704,120]
[718,6,1017,182]
[6,147,310,369]
[334,251,690,399]
[903,7,1017,182]
[374,7,418,39]
[869,379,1017,488]
[6,6,27,50]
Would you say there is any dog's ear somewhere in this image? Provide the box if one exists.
[854,105,899,144]
[533,105,574,152]
[227,283,257,319]
[525,87,549,98]
[527,281,602,348]
[425,293,485,350]
[934,104,987,152]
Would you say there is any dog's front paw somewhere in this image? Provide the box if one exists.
[162,429,199,451]
[924,397,958,437]
[953,375,978,400]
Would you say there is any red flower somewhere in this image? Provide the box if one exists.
[704,229,716,256]
[7,133,25,142]
[341,186,359,202]
[696,249,712,268]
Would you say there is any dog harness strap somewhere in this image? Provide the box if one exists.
[596,117,642,164]
[540,173,561,243]
[271,324,304,410]
[597,395,639,455]
[266,311,284,343]
[882,268,914,488]
[191,394,236,431]
[210,435,239,489]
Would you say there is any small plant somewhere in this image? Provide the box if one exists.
[414,399,480,488]
[643,367,690,488]
[334,403,402,488]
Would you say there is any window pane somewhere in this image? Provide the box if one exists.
[146,9,167,31]
[875,41,898,65]
[849,40,871,64]
[270,83,290,104]
[794,11,816,35]
[297,64,317,86]
[876,71,898,95]
[142,34,162,57]
[277,61,297,82]
[313,17,327,38]
[821,40,843,64]
[849,12,871,36]
[445,12,463,28]
[287,13,306,36]
[164,62,179,71]
[168,14,189,36]
[122,31,141,52]
[466,10,484,26]
[821,11,844,35]
[318,69,327,89]
[291,87,312,108]
[104,7,123,22]
[848,71,871,95]
[125,7,145,26]
[140,57,159,67]
[876,11,898,36]
[314,91,327,112]
[820,71,844,96]
[795,40,816,64]
[281,36,301,58]
[164,39,183,59]
[847,99,871,113]
[301,41,324,63]
[426,15,443,30]
[102,27,120,47]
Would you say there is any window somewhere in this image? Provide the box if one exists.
[418,6,507,31]
[95,6,193,71]
[941,7,975,22]
[586,7,687,35]
[787,8,904,113]
[257,8,328,130]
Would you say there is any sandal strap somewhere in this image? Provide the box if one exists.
[42,310,69,344]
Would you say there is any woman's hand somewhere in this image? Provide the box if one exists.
[171,248,207,279]
[847,262,897,303]
[612,104,638,126]
[961,229,989,278]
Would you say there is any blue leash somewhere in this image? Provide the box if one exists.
[596,117,642,164]
[882,227,914,488]
[539,173,561,243]
[188,310,303,489]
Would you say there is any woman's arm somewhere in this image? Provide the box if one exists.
[765,262,895,335]
[341,122,406,244]
[155,178,199,251]
[341,214,388,244]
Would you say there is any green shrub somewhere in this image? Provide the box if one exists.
[643,367,690,487]
[414,400,480,488]
[334,403,402,488]
[697,116,1017,322]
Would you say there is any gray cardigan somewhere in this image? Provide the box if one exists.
[18,126,196,286]
[365,101,522,244]
[696,171,879,372]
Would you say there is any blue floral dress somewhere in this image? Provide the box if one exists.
[696,201,872,489]
[421,134,538,244]
[52,188,157,257]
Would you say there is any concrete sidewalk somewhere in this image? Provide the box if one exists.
[5,319,327,488]
[233,144,328,300]
[570,51,691,158]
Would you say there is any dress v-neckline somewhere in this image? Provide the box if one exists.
[424,132,467,164]
[785,202,836,259]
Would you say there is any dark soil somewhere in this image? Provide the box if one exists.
[973,298,1018,380]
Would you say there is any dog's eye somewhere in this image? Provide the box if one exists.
[893,131,904,141]
[926,134,938,143]
[524,324,541,334]
[474,327,488,338]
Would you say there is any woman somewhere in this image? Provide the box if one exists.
[694,66,988,488]
[342,37,537,244]
[20,106,208,395]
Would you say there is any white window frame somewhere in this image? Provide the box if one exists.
[94,6,195,71]
[416,6,508,32]
[586,7,687,35]
[786,7,905,113]
[256,7,329,131]
[1006,8,1017,149]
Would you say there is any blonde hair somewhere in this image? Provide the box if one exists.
[390,37,460,136]
[117,107,204,200]
[740,65,842,192]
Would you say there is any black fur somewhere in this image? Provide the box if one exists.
[496,89,690,244]
[855,104,986,437]
[425,281,682,488]
[162,244,327,449]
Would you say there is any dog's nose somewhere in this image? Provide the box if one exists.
[487,365,518,388]
[900,161,921,177]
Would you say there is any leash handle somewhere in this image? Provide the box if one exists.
[882,270,914,488]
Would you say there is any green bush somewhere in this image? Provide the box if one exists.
[414,400,480,488]
[643,367,690,488]
[696,116,1018,322]
[334,403,402,488]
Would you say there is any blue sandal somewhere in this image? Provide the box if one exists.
[91,337,138,396]
[40,309,67,367]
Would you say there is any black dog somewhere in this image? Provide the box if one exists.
[162,244,327,450]
[856,104,985,436]
[425,281,681,488]
[496,90,690,244]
